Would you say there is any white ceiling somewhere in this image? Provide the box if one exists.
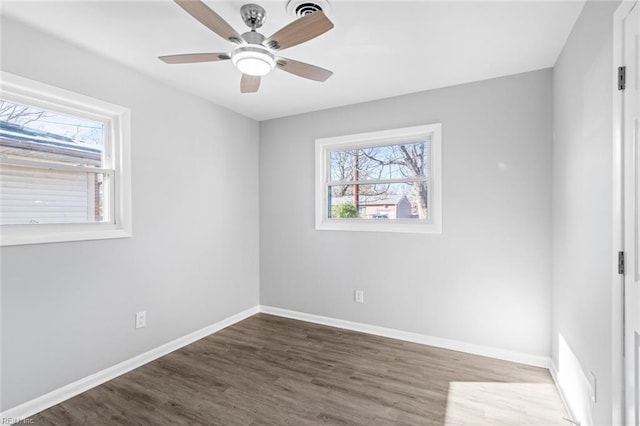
[1,1,585,121]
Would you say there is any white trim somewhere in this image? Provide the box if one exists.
[259,305,550,368]
[550,361,578,424]
[0,306,259,422]
[0,71,132,246]
[613,2,637,425]
[0,225,131,247]
[315,123,442,234]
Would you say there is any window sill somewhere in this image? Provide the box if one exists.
[315,219,441,234]
[1,223,132,246]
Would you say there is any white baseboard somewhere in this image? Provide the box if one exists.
[2,304,553,423]
[259,305,551,369]
[0,305,260,423]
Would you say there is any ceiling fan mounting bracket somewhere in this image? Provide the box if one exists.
[241,4,267,30]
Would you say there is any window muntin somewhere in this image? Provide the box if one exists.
[0,71,131,246]
[316,124,441,233]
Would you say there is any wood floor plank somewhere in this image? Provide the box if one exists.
[30,314,568,425]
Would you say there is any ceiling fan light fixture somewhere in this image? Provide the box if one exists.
[231,45,276,76]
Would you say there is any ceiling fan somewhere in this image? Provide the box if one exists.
[159,0,334,93]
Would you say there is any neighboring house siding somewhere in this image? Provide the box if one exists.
[0,123,102,225]
[0,164,96,224]
[331,194,414,219]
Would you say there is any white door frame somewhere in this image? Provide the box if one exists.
[614,1,639,424]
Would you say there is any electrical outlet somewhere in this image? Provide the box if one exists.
[354,290,364,303]
[135,311,146,329]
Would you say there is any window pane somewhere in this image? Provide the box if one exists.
[329,140,430,183]
[329,181,429,220]
[0,164,107,225]
[0,99,104,167]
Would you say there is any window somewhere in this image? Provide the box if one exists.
[315,124,441,233]
[0,72,131,246]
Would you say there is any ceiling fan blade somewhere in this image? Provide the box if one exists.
[265,12,333,51]
[277,57,333,82]
[174,0,242,44]
[159,53,230,64]
[241,74,261,93]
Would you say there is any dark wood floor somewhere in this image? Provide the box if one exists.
[31,314,568,425]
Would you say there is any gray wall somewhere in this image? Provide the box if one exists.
[0,18,259,411]
[552,1,620,424]
[260,69,553,358]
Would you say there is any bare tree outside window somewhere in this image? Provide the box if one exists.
[0,101,47,127]
[0,100,103,145]
[329,140,430,219]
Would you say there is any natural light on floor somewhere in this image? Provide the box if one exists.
[557,333,593,426]
[444,381,568,425]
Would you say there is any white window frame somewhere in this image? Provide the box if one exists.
[0,71,132,246]
[315,123,442,234]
